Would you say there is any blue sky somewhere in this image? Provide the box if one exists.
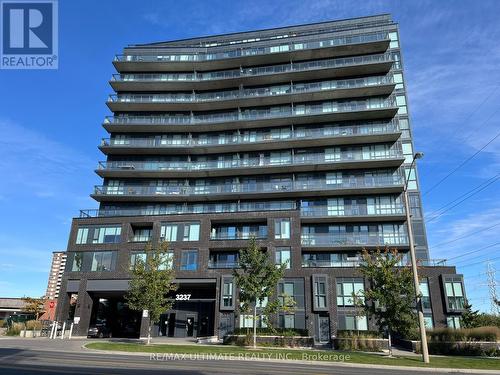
[0,0,499,312]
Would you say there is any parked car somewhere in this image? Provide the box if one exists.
[87,320,112,338]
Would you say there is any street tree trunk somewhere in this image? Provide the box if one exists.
[387,329,393,357]
[253,300,257,349]
[147,322,152,345]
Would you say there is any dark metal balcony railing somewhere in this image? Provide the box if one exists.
[111,53,392,83]
[108,75,393,105]
[300,204,404,217]
[97,148,402,173]
[104,97,397,126]
[79,201,297,218]
[93,175,403,197]
[301,232,408,246]
[100,121,400,149]
[114,32,388,63]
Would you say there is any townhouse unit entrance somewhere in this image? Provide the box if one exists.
[158,280,216,338]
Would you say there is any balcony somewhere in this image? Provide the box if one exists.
[210,228,267,241]
[300,204,405,223]
[207,260,240,269]
[302,258,363,268]
[95,149,404,178]
[99,121,401,155]
[110,53,394,91]
[301,232,409,248]
[91,176,404,202]
[103,97,399,133]
[106,75,395,111]
[113,32,389,72]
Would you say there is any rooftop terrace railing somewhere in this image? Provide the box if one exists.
[114,32,388,63]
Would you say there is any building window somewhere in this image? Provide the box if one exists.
[420,279,431,309]
[341,315,368,331]
[160,222,200,242]
[158,251,174,270]
[424,314,434,329]
[76,228,89,244]
[222,280,233,308]
[274,219,291,240]
[92,226,121,244]
[180,250,198,271]
[275,247,291,269]
[129,252,146,270]
[71,253,83,271]
[91,251,114,271]
[278,282,294,305]
[445,281,465,310]
[336,279,364,307]
[279,314,295,329]
[132,228,152,242]
[239,315,267,328]
[314,280,327,309]
[447,316,461,329]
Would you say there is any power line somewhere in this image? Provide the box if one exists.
[445,242,500,262]
[431,222,500,248]
[455,256,500,269]
[426,174,500,223]
[423,123,500,197]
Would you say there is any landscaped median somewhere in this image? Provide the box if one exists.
[85,342,500,371]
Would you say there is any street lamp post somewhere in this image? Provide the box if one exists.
[403,152,430,363]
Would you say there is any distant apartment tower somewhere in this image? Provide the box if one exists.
[43,251,66,320]
[58,14,466,341]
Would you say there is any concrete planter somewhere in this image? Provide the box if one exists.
[20,330,42,338]
[224,335,314,348]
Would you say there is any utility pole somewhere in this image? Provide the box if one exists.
[486,261,499,315]
[404,152,429,363]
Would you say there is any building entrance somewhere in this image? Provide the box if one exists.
[157,281,216,338]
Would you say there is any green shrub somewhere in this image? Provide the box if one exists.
[232,327,308,336]
[0,319,5,328]
[427,327,499,343]
[6,322,24,336]
[25,320,42,330]
[337,330,381,338]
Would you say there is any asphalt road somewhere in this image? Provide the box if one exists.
[0,338,489,375]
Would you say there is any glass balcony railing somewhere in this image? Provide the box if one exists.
[114,32,388,63]
[97,149,402,173]
[93,175,403,197]
[207,260,240,269]
[104,97,397,126]
[100,121,400,149]
[301,232,408,246]
[210,231,267,240]
[108,75,393,105]
[300,204,405,217]
[302,258,363,268]
[111,53,392,83]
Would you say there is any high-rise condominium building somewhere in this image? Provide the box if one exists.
[58,14,466,341]
[43,251,66,320]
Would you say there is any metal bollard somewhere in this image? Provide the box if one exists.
[50,322,56,339]
[60,322,66,339]
[68,323,74,339]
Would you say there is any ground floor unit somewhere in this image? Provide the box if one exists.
[56,267,465,343]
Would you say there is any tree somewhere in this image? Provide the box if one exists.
[22,296,46,320]
[125,241,177,345]
[461,300,480,328]
[358,247,417,357]
[233,237,287,349]
[476,313,500,328]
